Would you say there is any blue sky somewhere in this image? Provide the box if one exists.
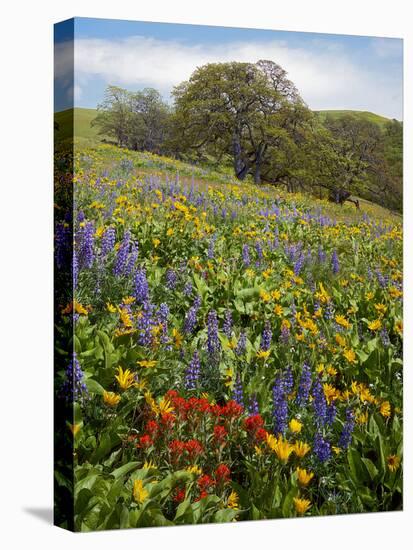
[55,17,403,119]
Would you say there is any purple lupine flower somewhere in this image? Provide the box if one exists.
[137,300,154,346]
[272,374,288,435]
[314,431,331,462]
[296,363,312,407]
[165,269,178,290]
[134,268,149,304]
[124,242,138,276]
[312,378,327,428]
[331,250,340,274]
[183,281,193,296]
[223,309,233,338]
[260,321,272,351]
[233,374,244,407]
[101,227,116,256]
[380,328,390,347]
[324,301,335,320]
[78,221,95,269]
[184,295,201,334]
[255,241,263,264]
[113,230,131,276]
[280,323,290,344]
[249,394,259,415]
[55,222,70,269]
[294,254,305,276]
[235,331,247,355]
[207,309,221,355]
[72,250,78,290]
[339,408,355,449]
[60,353,88,402]
[318,246,326,263]
[185,351,201,390]
[326,403,337,426]
[207,235,216,259]
[283,367,294,395]
[242,244,250,267]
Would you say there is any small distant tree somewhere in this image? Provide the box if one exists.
[92,86,131,147]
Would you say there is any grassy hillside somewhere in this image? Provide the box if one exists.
[54,107,104,141]
[55,107,396,141]
[315,109,392,129]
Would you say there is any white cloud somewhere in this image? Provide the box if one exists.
[73,35,402,119]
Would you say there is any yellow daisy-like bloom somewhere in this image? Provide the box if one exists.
[356,411,369,425]
[289,419,303,434]
[293,497,312,516]
[335,314,350,329]
[272,436,294,464]
[186,465,203,475]
[143,460,157,470]
[296,467,314,487]
[103,390,121,407]
[74,300,89,315]
[172,328,183,349]
[144,391,159,415]
[256,350,271,360]
[332,446,341,455]
[106,302,117,313]
[380,400,391,418]
[394,320,403,336]
[374,303,387,316]
[326,365,337,377]
[133,479,149,504]
[115,366,136,391]
[274,304,283,316]
[343,348,357,364]
[137,359,157,368]
[323,383,340,404]
[166,228,174,237]
[122,296,136,305]
[387,455,401,473]
[227,490,240,510]
[152,238,161,248]
[335,333,346,347]
[294,441,311,459]
[69,422,81,436]
[259,289,271,302]
[368,319,382,331]
[158,397,174,415]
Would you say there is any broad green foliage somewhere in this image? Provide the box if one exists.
[55,143,402,530]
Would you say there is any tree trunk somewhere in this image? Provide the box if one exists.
[232,131,249,180]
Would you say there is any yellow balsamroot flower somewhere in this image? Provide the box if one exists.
[274,304,283,316]
[106,302,117,313]
[271,290,281,301]
[335,314,350,329]
[387,455,401,473]
[145,391,159,415]
[119,307,134,328]
[289,419,303,434]
[103,390,121,407]
[133,479,149,505]
[69,423,81,436]
[186,465,202,475]
[374,303,387,316]
[259,289,271,302]
[137,359,157,368]
[122,296,136,305]
[368,319,382,331]
[296,467,314,487]
[380,400,391,418]
[394,320,403,336]
[335,333,346,348]
[166,228,174,237]
[293,497,312,516]
[143,460,157,470]
[356,411,369,425]
[74,300,89,315]
[365,291,374,301]
[227,490,240,510]
[172,328,183,349]
[326,365,337,377]
[256,350,271,360]
[332,446,341,455]
[323,383,340,404]
[115,366,136,391]
[294,440,311,459]
[152,238,161,248]
[158,397,174,415]
[271,436,294,464]
[343,348,356,364]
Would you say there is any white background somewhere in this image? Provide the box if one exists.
[0,0,411,548]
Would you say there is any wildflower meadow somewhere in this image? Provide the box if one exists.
[54,143,403,530]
